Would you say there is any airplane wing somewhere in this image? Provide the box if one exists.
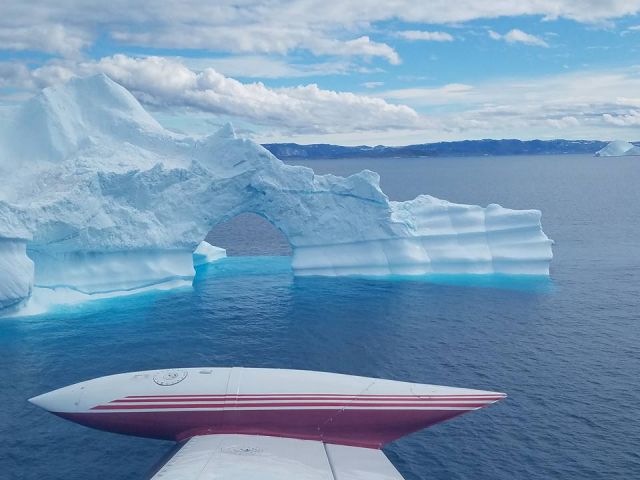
[148,434,404,480]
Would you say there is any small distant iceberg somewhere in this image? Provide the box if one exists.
[0,75,554,316]
[193,241,227,267]
[595,140,640,157]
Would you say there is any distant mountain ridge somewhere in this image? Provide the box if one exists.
[263,139,618,159]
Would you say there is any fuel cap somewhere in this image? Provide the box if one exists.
[153,369,188,386]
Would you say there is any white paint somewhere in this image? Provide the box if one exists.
[150,435,407,480]
[28,367,505,415]
[151,435,334,480]
[325,443,404,480]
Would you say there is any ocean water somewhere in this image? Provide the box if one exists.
[1,154,639,479]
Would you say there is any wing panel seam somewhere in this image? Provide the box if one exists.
[323,442,339,480]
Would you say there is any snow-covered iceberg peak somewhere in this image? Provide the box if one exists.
[1,74,165,168]
[0,75,553,314]
[595,140,640,157]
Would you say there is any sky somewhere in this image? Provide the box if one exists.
[1,1,640,145]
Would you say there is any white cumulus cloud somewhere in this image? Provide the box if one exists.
[0,24,91,57]
[396,31,454,42]
[362,81,384,89]
[488,29,549,47]
[11,55,424,135]
[0,0,638,61]
[377,67,640,140]
[306,36,400,65]
[603,111,640,126]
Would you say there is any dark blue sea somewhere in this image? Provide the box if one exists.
[1,154,639,479]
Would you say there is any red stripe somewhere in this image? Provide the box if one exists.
[92,401,489,410]
[126,393,503,397]
[112,396,499,403]
[124,394,504,400]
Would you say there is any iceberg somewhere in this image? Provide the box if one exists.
[193,241,227,267]
[0,239,33,311]
[0,75,553,314]
[595,140,640,157]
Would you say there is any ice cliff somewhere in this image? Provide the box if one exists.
[595,140,640,157]
[0,75,553,313]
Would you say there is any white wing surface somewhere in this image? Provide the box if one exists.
[149,434,404,480]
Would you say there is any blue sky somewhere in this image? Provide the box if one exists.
[1,1,640,144]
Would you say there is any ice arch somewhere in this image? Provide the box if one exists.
[0,75,553,313]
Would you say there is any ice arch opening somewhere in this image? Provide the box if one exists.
[205,213,292,257]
